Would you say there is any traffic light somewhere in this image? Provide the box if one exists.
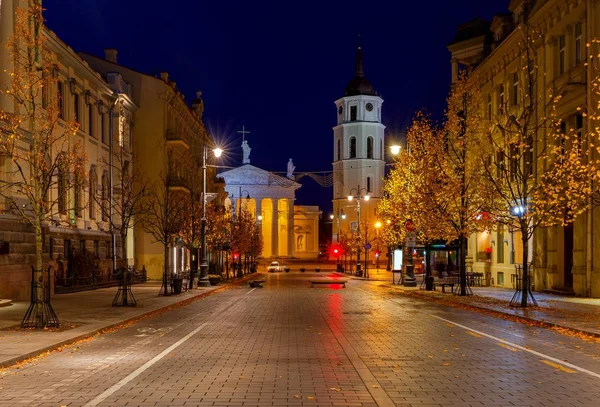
[374,250,381,258]
[331,244,342,258]
[232,252,239,260]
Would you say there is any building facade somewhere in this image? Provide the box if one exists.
[448,0,600,296]
[0,1,137,299]
[332,46,386,242]
[81,51,218,281]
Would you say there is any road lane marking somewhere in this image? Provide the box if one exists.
[429,314,600,379]
[466,331,482,338]
[541,360,577,373]
[341,284,600,379]
[246,288,257,295]
[83,321,209,407]
[497,343,520,352]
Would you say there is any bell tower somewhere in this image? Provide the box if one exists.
[332,45,385,241]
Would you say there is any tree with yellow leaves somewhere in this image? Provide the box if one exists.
[0,2,84,327]
[478,21,594,306]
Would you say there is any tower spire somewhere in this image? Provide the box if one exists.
[355,33,364,77]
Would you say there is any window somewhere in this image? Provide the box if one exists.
[74,174,82,217]
[101,171,109,221]
[496,150,504,178]
[497,225,504,264]
[58,167,66,213]
[350,106,357,121]
[89,167,97,219]
[88,103,94,137]
[367,136,373,159]
[559,35,566,75]
[487,94,492,119]
[349,137,356,159]
[576,113,583,155]
[559,120,567,161]
[101,113,106,144]
[73,93,80,124]
[509,143,519,181]
[367,177,371,193]
[499,84,505,110]
[575,23,582,65]
[512,73,519,106]
[57,81,64,119]
[337,139,341,161]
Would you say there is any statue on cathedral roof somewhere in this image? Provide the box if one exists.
[242,140,251,164]
[287,158,295,180]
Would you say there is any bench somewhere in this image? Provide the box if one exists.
[249,280,265,288]
[310,279,347,288]
[434,278,455,293]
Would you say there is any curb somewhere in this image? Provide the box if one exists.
[0,275,257,369]
[386,285,600,339]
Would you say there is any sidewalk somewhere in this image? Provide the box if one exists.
[366,271,600,338]
[0,281,231,368]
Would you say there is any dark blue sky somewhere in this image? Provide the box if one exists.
[45,0,508,213]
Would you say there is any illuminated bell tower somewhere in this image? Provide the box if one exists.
[332,45,385,241]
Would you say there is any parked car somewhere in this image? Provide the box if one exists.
[268,261,281,272]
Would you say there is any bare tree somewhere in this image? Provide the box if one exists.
[142,150,187,295]
[0,2,84,327]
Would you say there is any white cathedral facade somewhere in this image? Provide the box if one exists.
[332,46,386,241]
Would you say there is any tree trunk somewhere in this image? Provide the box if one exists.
[163,243,169,295]
[521,229,529,307]
[35,216,45,324]
[459,235,467,296]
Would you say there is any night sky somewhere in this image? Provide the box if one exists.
[44,0,508,214]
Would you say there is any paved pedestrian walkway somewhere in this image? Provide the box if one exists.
[0,280,228,368]
[360,270,600,337]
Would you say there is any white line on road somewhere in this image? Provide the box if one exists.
[246,288,257,295]
[83,322,209,407]
[351,284,600,380]
[428,314,600,379]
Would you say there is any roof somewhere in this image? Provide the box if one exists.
[219,164,301,189]
[447,18,491,46]
[344,46,377,96]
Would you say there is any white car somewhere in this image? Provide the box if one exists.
[267,261,281,272]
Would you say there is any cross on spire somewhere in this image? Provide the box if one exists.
[237,125,250,143]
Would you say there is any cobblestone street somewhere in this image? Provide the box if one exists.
[1,271,600,407]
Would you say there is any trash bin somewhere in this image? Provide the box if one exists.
[425,276,434,291]
[172,278,183,294]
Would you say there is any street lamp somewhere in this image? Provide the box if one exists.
[390,145,402,156]
[198,144,223,288]
[348,185,370,277]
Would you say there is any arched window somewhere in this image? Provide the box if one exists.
[337,139,341,161]
[101,171,109,221]
[349,137,356,159]
[89,166,97,219]
[367,136,373,159]
[367,176,372,193]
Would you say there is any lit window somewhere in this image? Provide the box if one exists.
[499,84,505,110]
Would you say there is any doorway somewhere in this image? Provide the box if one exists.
[563,223,573,288]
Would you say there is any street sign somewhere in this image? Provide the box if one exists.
[405,231,417,247]
[405,220,415,232]
[365,243,372,250]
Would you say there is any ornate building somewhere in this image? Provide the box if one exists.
[448,0,600,296]
[332,46,386,242]
[0,1,137,299]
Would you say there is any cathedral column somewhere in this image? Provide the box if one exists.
[451,58,459,83]
[271,198,279,258]
[255,198,264,257]
[287,200,295,258]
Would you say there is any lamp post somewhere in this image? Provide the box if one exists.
[348,185,370,277]
[330,209,346,271]
[198,144,223,288]
[374,221,381,270]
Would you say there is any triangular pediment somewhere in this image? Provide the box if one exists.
[219,164,300,188]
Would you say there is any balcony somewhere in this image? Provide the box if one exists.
[168,174,192,193]
[165,130,190,149]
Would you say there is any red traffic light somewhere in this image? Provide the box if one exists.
[330,244,342,258]
[374,250,381,257]
[232,252,239,260]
